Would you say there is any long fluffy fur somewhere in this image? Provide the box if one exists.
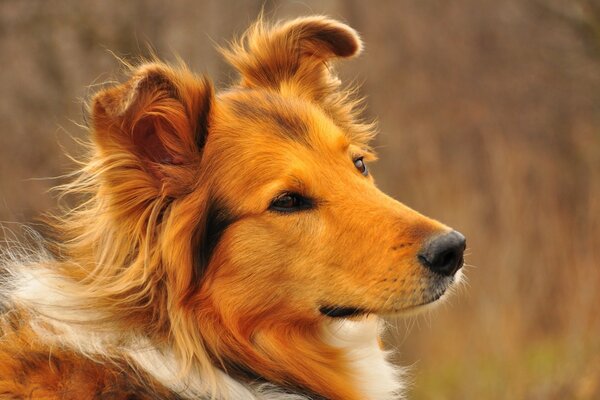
[0,15,462,400]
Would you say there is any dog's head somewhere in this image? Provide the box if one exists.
[90,16,465,400]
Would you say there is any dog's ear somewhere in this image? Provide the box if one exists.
[223,16,362,101]
[91,63,213,197]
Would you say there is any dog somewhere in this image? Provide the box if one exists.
[0,16,465,400]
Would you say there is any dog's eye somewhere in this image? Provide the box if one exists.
[354,157,368,176]
[269,193,313,213]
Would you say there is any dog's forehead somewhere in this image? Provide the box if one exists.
[215,90,346,148]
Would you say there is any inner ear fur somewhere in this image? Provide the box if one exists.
[222,16,363,101]
[91,63,213,195]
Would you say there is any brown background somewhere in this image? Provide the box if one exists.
[1,1,599,399]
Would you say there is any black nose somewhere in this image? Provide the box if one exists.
[418,230,466,276]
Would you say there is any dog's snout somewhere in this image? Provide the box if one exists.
[418,230,466,276]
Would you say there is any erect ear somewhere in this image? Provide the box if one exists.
[91,63,213,197]
[222,16,362,101]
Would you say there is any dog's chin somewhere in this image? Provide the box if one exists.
[390,271,462,316]
[320,271,462,319]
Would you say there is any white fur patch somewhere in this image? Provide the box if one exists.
[323,317,406,400]
[125,341,259,399]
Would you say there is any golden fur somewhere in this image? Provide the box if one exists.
[0,16,463,400]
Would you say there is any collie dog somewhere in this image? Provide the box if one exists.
[0,16,465,400]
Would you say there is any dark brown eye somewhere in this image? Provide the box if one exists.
[269,193,313,213]
[354,157,368,176]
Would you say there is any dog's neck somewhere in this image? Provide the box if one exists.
[126,317,404,400]
[10,266,405,400]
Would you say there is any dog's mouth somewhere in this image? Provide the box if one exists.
[319,306,368,318]
[319,297,441,319]
[319,277,456,318]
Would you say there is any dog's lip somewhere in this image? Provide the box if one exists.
[381,288,450,316]
[321,286,450,318]
[318,297,439,318]
[319,305,368,318]
[319,276,456,318]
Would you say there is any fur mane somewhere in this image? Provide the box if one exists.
[37,61,221,389]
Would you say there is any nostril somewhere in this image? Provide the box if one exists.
[439,250,456,268]
[417,230,466,276]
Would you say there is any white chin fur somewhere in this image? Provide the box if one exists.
[323,316,406,400]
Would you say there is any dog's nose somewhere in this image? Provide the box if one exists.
[418,230,466,276]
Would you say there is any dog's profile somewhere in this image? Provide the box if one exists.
[0,16,465,400]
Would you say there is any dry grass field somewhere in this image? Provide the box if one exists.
[1,1,599,398]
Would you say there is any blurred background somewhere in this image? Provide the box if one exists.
[1,0,599,398]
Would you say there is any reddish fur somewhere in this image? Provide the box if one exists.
[0,16,456,400]
[0,312,172,399]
